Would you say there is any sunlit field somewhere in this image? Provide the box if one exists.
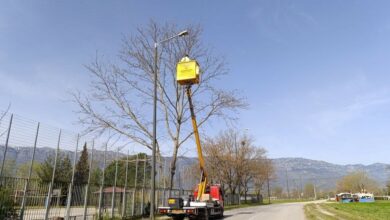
[305,201,390,220]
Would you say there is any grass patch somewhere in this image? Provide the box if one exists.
[305,201,390,220]
[305,203,335,220]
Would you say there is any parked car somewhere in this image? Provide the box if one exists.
[336,193,353,203]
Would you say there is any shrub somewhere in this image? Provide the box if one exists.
[0,187,17,219]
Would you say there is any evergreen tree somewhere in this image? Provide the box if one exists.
[90,168,102,186]
[37,153,73,184]
[37,154,56,183]
[57,154,72,183]
[74,143,89,185]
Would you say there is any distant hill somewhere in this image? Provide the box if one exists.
[0,146,118,167]
[1,146,388,191]
[272,157,389,190]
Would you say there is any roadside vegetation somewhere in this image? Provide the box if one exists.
[305,201,390,220]
[0,188,17,219]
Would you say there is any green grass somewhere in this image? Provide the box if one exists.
[305,201,390,220]
[305,203,334,220]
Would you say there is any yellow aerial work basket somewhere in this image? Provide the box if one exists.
[176,56,200,85]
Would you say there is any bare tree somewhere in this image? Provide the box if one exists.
[203,129,269,199]
[253,157,272,201]
[241,145,268,202]
[336,171,379,193]
[72,21,246,189]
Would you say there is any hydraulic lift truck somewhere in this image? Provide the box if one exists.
[158,56,224,220]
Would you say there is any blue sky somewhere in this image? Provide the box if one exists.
[1,0,390,164]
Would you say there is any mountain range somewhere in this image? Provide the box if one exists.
[1,146,388,191]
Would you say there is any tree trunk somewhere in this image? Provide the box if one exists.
[244,182,247,203]
[169,140,180,196]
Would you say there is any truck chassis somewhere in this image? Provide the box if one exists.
[159,202,223,220]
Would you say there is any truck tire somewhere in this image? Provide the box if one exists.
[219,208,224,219]
[216,211,223,219]
[204,208,210,220]
[172,215,185,220]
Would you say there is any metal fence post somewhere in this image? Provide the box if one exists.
[141,155,146,214]
[163,188,166,207]
[168,158,172,199]
[111,149,119,218]
[131,154,139,216]
[155,186,158,210]
[163,158,167,206]
[0,113,13,180]
[98,143,108,220]
[65,134,80,220]
[19,122,40,220]
[178,168,181,198]
[121,150,129,217]
[157,157,161,207]
[83,141,94,220]
[44,129,62,220]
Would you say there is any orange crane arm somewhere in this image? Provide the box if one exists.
[186,85,208,201]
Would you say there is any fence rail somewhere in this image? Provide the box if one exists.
[1,176,192,219]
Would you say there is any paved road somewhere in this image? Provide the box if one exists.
[223,202,307,220]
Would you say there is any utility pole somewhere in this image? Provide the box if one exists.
[266,159,271,204]
[299,176,303,199]
[285,168,290,199]
[234,132,241,205]
[151,30,188,220]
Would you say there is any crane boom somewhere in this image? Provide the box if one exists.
[186,85,208,201]
[158,55,224,219]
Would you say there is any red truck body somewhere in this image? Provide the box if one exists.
[158,184,224,220]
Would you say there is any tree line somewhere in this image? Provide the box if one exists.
[1,143,151,188]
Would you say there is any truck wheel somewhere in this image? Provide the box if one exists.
[172,216,185,220]
[216,211,224,219]
[219,209,224,219]
[204,208,210,220]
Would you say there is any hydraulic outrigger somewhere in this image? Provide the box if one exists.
[158,56,224,220]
